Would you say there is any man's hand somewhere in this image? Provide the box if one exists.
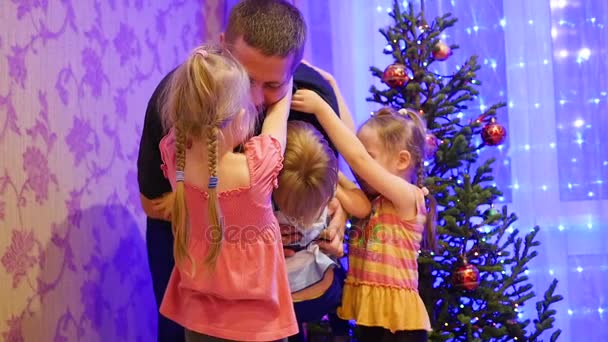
[316,198,346,258]
[140,192,174,221]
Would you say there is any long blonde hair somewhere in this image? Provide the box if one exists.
[362,107,438,252]
[273,121,338,227]
[161,45,256,271]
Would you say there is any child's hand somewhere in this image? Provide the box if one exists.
[291,89,328,115]
[316,198,346,258]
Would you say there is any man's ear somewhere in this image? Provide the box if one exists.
[396,150,412,171]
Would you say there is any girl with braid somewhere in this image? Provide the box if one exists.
[158,45,297,342]
[291,87,438,342]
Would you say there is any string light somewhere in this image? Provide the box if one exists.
[573,119,585,127]
[551,27,558,38]
[551,0,568,9]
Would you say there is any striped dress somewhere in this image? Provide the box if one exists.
[337,191,431,333]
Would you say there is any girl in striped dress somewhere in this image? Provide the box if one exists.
[292,90,437,342]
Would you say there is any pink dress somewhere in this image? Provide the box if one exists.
[159,132,298,341]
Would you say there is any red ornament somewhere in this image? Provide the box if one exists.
[432,41,452,61]
[481,120,507,146]
[383,63,409,88]
[453,261,480,291]
[425,133,441,160]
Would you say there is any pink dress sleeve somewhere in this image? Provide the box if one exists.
[244,135,284,197]
[159,129,177,189]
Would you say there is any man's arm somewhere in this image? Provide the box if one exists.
[137,71,175,220]
[301,60,356,133]
[290,62,341,155]
[292,63,348,255]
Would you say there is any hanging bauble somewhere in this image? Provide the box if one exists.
[425,133,441,160]
[453,258,480,291]
[432,41,453,61]
[382,63,409,88]
[481,119,507,146]
[484,206,500,220]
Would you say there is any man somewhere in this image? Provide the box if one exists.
[137,1,347,341]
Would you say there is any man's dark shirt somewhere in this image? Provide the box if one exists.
[137,62,340,202]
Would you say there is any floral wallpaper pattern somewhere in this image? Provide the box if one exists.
[0,0,219,340]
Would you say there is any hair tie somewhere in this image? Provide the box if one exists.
[176,170,185,182]
[208,176,218,189]
[196,49,209,58]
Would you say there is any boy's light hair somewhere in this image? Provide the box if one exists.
[274,121,338,227]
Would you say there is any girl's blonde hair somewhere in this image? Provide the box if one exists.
[273,121,338,227]
[161,45,256,272]
[362,107,438,252]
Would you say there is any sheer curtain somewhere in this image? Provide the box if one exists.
[297,0,608,341]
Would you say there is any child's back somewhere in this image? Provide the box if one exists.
[159,133,297,341]
[158,45,297,341]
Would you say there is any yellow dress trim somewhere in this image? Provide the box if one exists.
[337,282,431,333]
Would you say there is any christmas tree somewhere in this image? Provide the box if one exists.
[364,1,563,341]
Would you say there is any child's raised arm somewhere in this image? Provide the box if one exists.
[336,172,371,219]
[291,89,418,215]
[301,61,356,133]
[261,78,293,154]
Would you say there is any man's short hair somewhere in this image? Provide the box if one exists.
[225,0,306,67]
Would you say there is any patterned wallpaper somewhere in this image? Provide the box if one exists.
[0,0,222,340]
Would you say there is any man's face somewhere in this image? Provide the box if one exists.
[227,37,295,109]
